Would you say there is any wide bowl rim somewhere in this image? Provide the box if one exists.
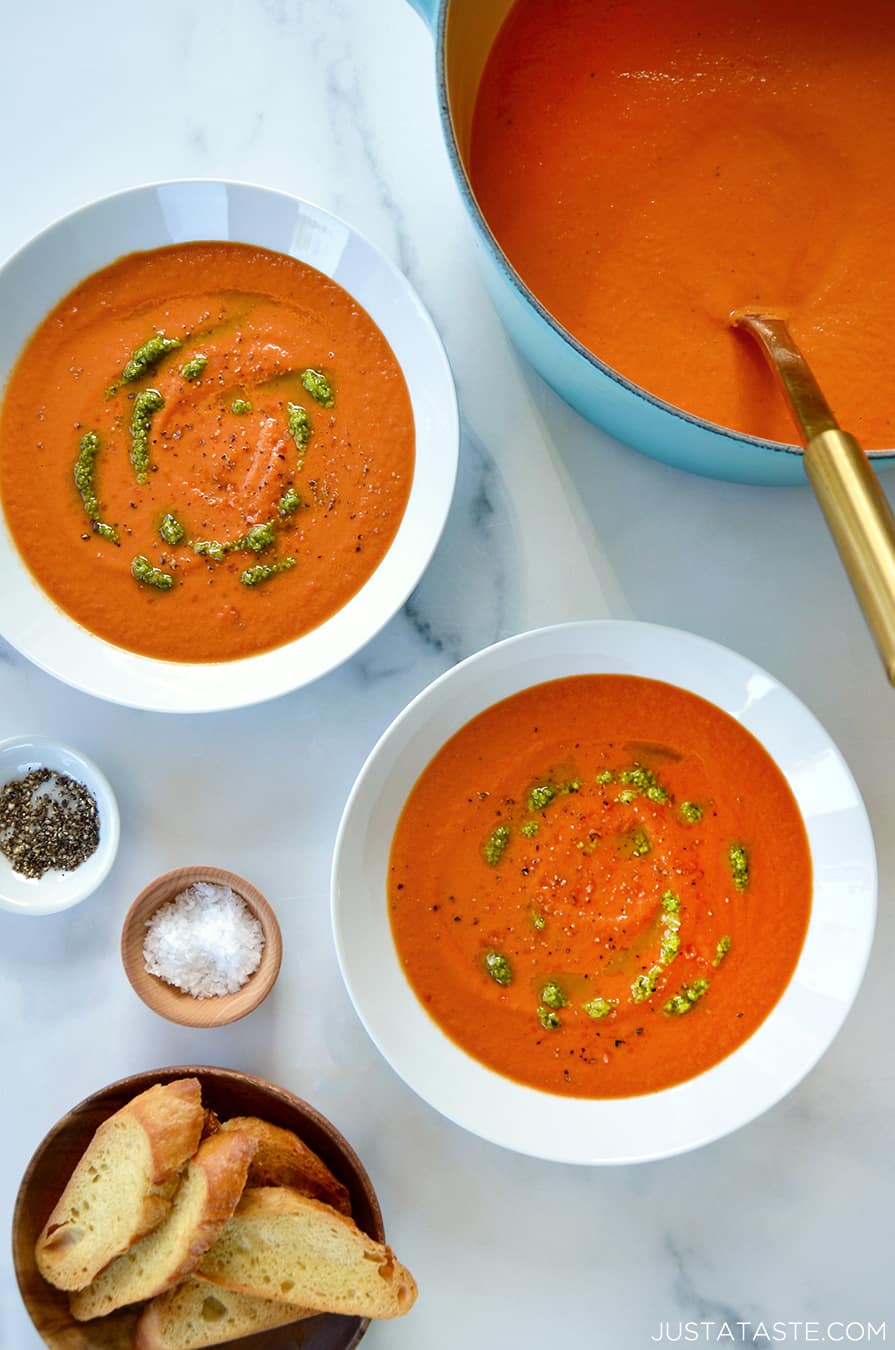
[0,734,120,915]
[331,619,877,1164]
[0,177,459,712]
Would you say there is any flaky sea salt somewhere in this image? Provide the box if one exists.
[143,881,265,998]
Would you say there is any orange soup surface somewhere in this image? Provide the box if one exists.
[471,0,895,447]
[389,676,812,1098]
[0,242,414,661]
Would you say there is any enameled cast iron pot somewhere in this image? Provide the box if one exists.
[406,0,895,486]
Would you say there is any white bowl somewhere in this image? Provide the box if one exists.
[331,621,877,1164]
[0,181,458,712]
[0,736,120,915]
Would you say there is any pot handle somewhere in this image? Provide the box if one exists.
[405,0,439,30]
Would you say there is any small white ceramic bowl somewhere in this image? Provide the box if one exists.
[332,621,877,1164]
[0,736,120,915]
[0,180,458,712]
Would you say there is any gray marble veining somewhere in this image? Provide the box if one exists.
[0,3,890,1348]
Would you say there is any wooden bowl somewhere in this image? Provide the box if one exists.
[13,1066,385,1349]
[121,866,282,1027]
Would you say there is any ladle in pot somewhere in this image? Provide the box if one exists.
[733,312,895,685]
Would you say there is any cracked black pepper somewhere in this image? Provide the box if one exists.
[0,768,100,878]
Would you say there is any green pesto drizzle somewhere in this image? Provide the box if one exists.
[595,769,614,786]
[300,367,334,408]
[630,827,651,857]
[74,432,101,518]
[583,996,616,1020]
[179,354,208,381]
[659,929,681,965]
[231,398,253,415]
[240,558,296,587]
[129,389,164,485]
[630,968,662,1003]
[525,778,580,820]
[663,977,710,1017]
[537,1006,561,1030]
[713,935,732,966]
[520,821,539,839]
[484,950,512,986]
[679,801,703,825]
[619,825,651,859]
[629,892,681,1002]
[234,521,276,553]
[131,555,174,590]
[194,538,227,562]
[540,981,567,1010]
[73,431,119,543]
[618,764,668,803]
[110,332,181,393]
[482,824,510,867]
[530,908,546,931]
[662,890,681,915]
[286,402,312,458]
[159,513,185,546]
[659,890,681,966]
[194,520,277,561]
[278,485,302,517]
[729,844,750,890]
[528,783,556,812]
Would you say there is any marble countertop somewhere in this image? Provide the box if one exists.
[1,3,891,1347]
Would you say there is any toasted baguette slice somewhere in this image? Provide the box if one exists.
[200,1110,221,1140]
[219,1116,351,1214]
[69,1129,257,1320]
[36,1078,205,1292]
[198,1186,417,1319]
[134,1276,313,1350]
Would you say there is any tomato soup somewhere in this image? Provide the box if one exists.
[471,0,895,447]
[389,675,811,1098]
[0,242,414,662]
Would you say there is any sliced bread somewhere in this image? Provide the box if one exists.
[198,1186,417,1320]
[220,1116,351,1214]
[35,1078,205,1292]
[69,1128,257,1320]
[134,1276,312,1350]
[200,1109,221,1139]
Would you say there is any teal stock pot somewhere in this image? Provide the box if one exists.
[406,0,895,487]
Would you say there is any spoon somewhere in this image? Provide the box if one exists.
[732,311,895,685]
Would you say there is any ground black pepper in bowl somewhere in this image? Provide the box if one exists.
[0,768,100,878]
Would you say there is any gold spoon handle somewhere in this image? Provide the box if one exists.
[804,427,895,684]
[735,312,895,684]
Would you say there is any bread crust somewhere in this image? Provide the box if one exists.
[134,1276,312,1350]
[35,1079,205,1292]
[69,1129,257,1320]
[220,1116,351,1214]
[198,1186,417,1320]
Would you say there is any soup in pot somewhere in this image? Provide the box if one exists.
[471,0,895,447]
